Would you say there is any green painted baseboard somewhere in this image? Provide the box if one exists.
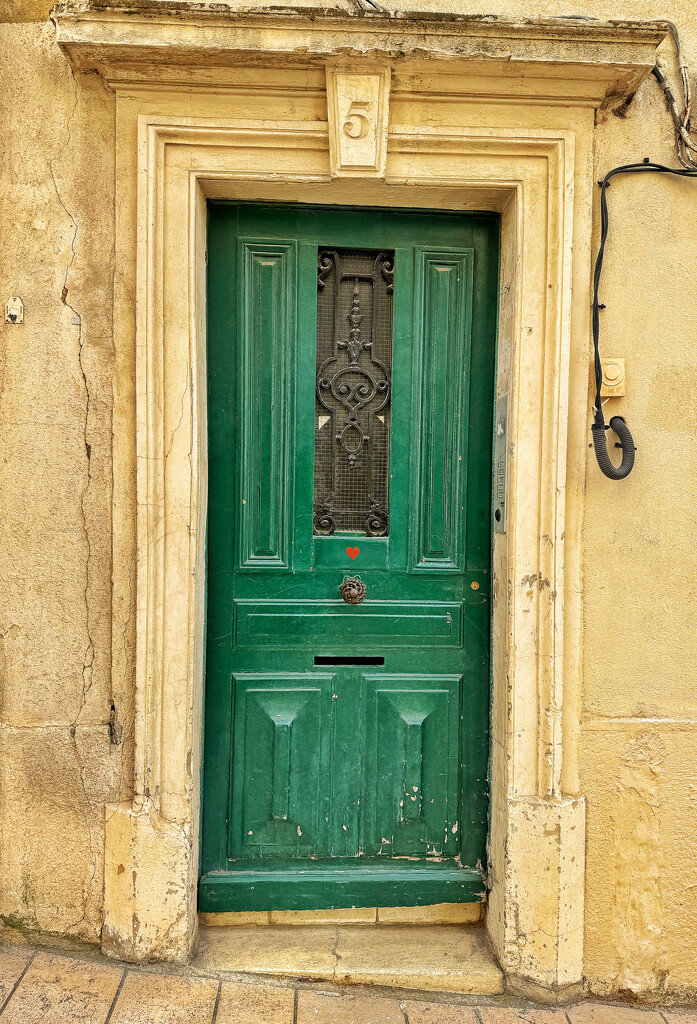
[199,866,486,913]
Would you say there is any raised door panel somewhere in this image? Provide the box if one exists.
[363,674,462,857]
[233,599,463,647]
[238,239,296,570]
[229,674,334,858]
[411,248,473,573]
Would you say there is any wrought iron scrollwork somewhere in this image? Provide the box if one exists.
[317,252,333,291]
[312,502,336,536]
[313,249,393,537]
[365,502,389,537]
[380,255,394,294]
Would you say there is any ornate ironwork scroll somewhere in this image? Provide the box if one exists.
[313,248,394,537]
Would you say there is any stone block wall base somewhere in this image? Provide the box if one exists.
[495,797,586,992]
[505,973,585,1005]
[101,801,196,963]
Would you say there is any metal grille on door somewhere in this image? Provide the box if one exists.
[313,248,394,537]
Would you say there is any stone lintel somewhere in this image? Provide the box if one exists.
[53,3,665,105]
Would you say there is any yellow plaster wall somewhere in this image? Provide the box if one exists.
[1,0,697,997]
[580,24,697,994]
[0,16,126,943]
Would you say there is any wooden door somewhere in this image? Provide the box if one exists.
[200,203,499,912]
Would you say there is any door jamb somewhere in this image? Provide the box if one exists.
[105,115,587,993]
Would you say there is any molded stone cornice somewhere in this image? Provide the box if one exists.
[53,1,666,104]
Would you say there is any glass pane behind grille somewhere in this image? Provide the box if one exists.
[313,248,394,537]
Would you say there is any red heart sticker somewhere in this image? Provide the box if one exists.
[346,547,359,560]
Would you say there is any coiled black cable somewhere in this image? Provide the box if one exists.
[592,157,697,479]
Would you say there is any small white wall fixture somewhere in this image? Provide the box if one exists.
[55,6,664,997]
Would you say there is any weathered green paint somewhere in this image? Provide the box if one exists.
[412,248,473,573]
[201,203,499,912]
[238,240,296,569]
[200,867,486,913]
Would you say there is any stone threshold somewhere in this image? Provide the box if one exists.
[200,902,483,927]
[3,932,696,1014]
[193,921,504,995]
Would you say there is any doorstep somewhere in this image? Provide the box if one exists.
[194,921,504,995]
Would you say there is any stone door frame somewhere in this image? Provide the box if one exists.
[54,7,664,997]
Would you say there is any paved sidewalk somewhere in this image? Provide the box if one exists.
[1,945,696,1023]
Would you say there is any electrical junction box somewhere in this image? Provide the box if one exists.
[4,297,23,324]
[601,357,625,397]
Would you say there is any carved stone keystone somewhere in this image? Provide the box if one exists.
[326,67,391,178]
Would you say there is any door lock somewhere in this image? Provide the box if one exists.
[340,578,367,605]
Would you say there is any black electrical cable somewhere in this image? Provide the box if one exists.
[592,157,697,479]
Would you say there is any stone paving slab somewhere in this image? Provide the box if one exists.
[0,952,122,1023]
[216,981,295,1023]
[0,949,32,1008]
[402,999,480,1023]
[108,971,219,1023]
[297,990,407,1023]
[480,1011,569,1023]
[0,943,696,1023]
[567,1006,666,1024]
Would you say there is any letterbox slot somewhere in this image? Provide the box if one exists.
[314,656,385,666]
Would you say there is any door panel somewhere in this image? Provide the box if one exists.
[411,248,472,573]
[230,674,334,858]
[233,598,463,646]
[201,202,499,912]
[363,674,462,858]
[237,239,296,571]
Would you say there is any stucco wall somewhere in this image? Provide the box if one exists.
[1,0,696,997]
[0,14,126,942]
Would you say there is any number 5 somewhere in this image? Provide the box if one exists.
[343,101,370,140]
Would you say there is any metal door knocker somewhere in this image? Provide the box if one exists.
[340,577,367,605]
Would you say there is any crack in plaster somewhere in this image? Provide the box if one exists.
[330,926,341,981]
[48,142,94,723]
[47,68,101,939]
[165,365,189,464]
[109,545,134,801]
[120,549,135,719]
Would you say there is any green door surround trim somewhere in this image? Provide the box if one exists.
[200,202,499,913]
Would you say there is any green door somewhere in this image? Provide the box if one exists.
[200,203,499,913]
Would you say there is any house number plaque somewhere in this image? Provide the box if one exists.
[326,67,391,178]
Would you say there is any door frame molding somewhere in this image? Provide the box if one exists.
[113,115,582,989]
[54,8,665,995]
